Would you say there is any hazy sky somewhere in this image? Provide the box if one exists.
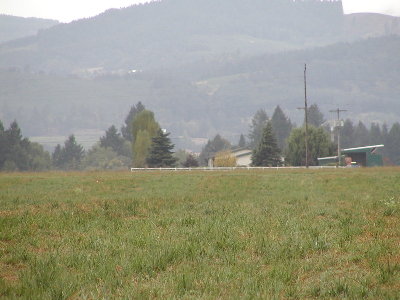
[1,0,400,23]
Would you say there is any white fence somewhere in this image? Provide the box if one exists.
[130,166,338,172]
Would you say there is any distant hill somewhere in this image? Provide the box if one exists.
[0,1,398,74]
[344,13,400,39]
[1,0,399,149]
[1,35,399,149]
[0,15,58,43]
[0,0,366,73]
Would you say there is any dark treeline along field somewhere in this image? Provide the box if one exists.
[1,101,400,172]
[0,0,400,148]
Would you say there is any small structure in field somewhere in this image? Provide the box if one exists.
[233,148,252,167]
[318,145,384,167]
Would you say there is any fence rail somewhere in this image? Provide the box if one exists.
[130,166,338,172]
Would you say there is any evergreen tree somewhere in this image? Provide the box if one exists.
[382,123,389,141]
[146,129,178,167]
[0,120,51,171]
[307,104,325,127]
[3,121,30,170]
[248,109,268,149]
[100,125,125,155]
[121,101,145,141]
[286,125,333,166]
[251,122,281,167]
[340,119,354,148]
[0,120,6,168]
[369,123,383,145]
[353,121,370,147]
[238,134,246,148]
[183,153,199,167]
[52,135,84,170]
[52,144,63,168]
[385,122,400,165]
[271,105,292,151]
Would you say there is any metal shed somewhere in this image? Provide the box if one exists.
[318,145,384,167]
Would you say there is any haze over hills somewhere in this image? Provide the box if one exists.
[0,15,58,44]
[0,0,399,149]
[1,0,399,73]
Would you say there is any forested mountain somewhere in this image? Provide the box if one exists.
[1,35,399,146]
[0,0,399,150]
[0,0,399,73]
[0,15,58,43]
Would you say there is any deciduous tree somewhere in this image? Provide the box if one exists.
[199,134,231,166]
[286,126,333,166]
[131,110,160,167]
[132,130,152,167]
[214,150,236,167]
[121,101,145,141]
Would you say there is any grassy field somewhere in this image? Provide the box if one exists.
[0,168,399,299]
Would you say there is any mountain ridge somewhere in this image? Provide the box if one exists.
[0,0,399,149]
[0,14,58,44]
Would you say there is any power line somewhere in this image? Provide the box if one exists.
[329,108,347,167]
[297,64,309,168]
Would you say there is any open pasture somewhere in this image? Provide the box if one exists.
[1,168,399,299]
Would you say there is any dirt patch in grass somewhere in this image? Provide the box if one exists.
[0,210,18,217]
[0,263,25,284]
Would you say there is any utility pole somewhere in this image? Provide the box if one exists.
[329,108,347,167]
[297,64,309,168]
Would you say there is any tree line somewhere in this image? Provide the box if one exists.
[199,104,400,167]
[1,102,400,171]
[0,102,182,171]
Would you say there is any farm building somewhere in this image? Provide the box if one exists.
[318,145,384,167]
[233,148,252,166]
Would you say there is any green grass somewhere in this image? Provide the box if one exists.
[1,168,399,299]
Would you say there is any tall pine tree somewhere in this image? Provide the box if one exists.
[340,119,354,148]
[307,104,325,127]
[100,125,125,155]
[248,109,268,149]
[238,134,246,148]
[52,135,84,170]
[146,129,178,167]
[385,122,400,165]
[251,122,281,167]
[353,121,370,147]
[271,105,292,151]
